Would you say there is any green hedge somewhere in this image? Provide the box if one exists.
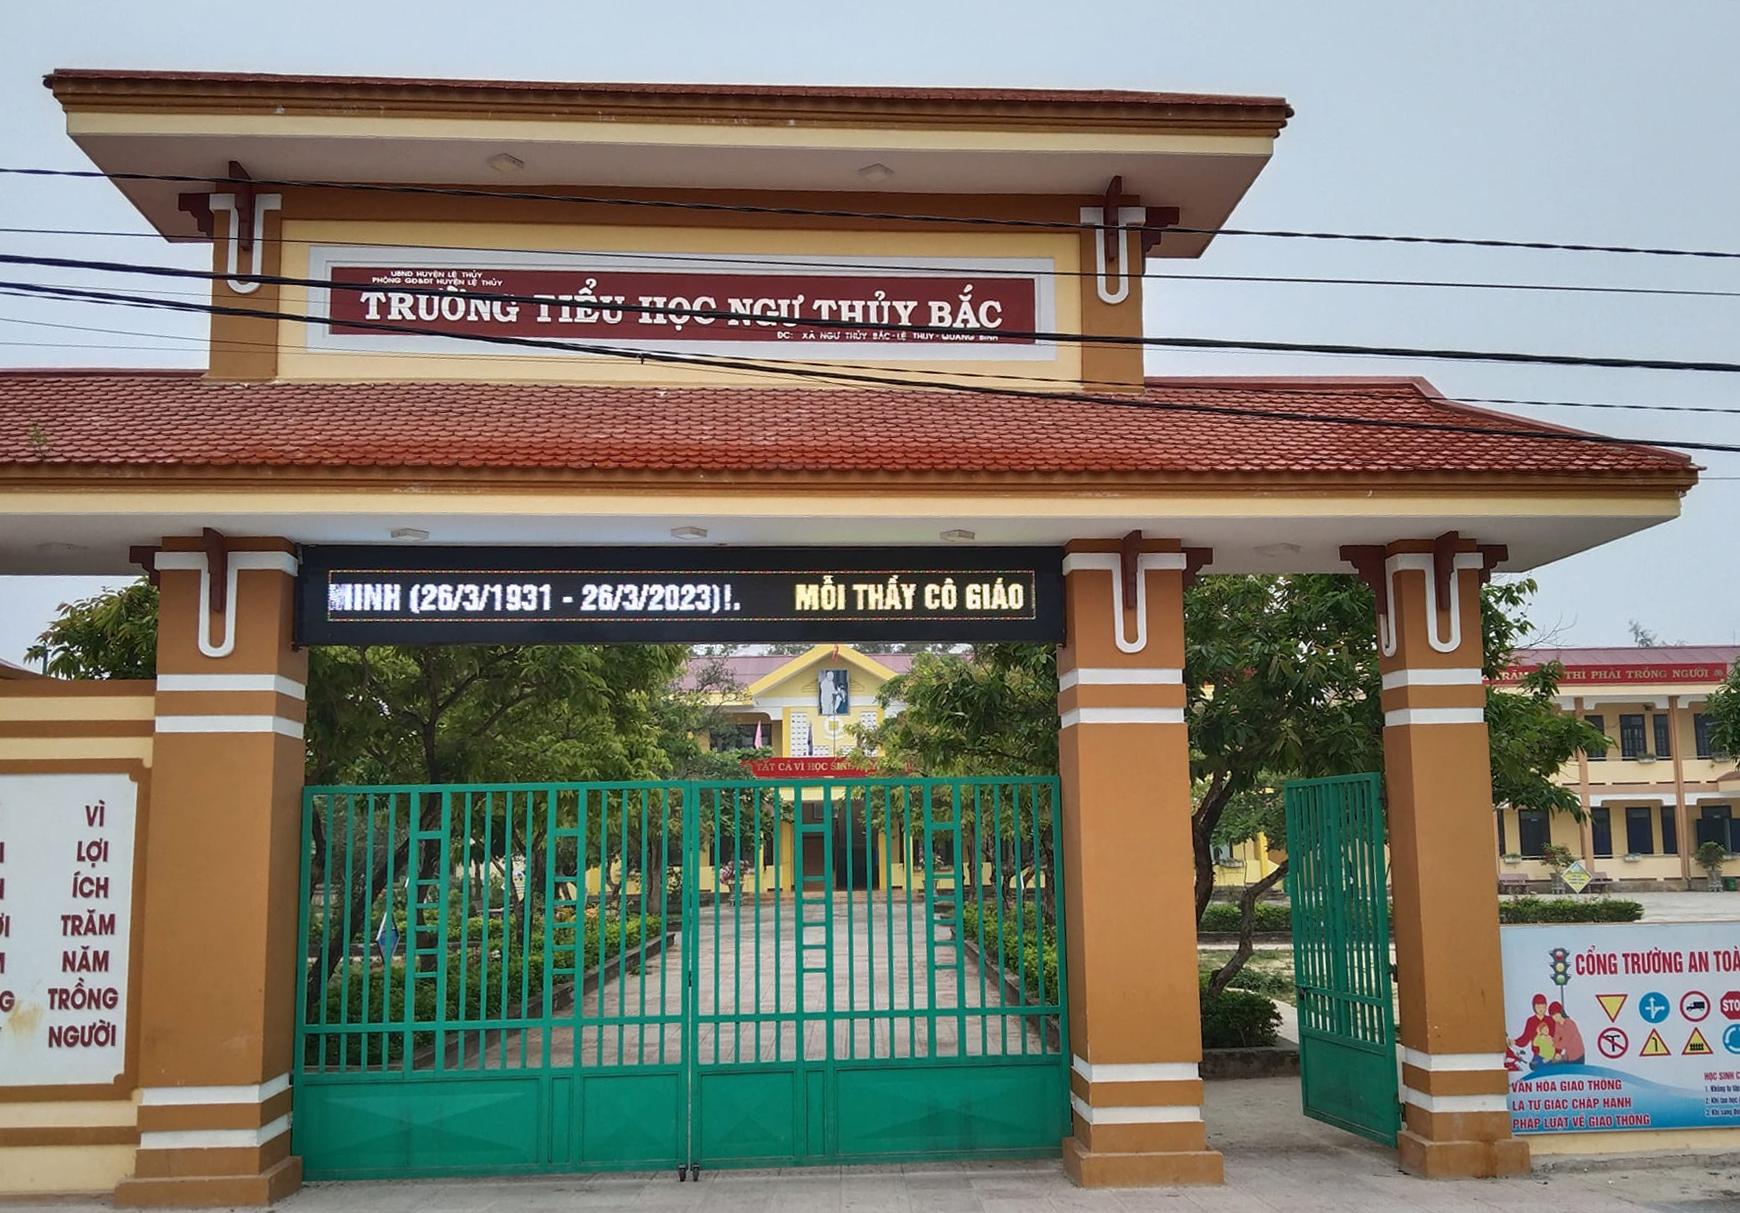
[1199,975,1281,1048]
[1499,896,1643,924]
[306,914,658,1066]
[1199,902,1292,933]
[958,902,1060,1008]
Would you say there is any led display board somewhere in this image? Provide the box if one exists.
[296,545,1063,645]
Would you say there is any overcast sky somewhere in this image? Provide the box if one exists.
[3,0,1737,664]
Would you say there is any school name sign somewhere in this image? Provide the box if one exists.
[297,545,1063,645]
[306,247,1058,362]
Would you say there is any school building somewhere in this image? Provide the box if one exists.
[0,68,1703,1201]
[1493,646,1738,889]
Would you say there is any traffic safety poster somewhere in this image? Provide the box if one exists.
[1503,922,1740,1133]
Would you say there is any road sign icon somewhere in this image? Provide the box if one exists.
[1640,1029,1671,1057]
[1685,1027,1714,1056]
[1640,991,1671,1024]
[1562,861,1592,893]
[1724,1024,1740,1055]
[1596,993,1629,1022]
[1722,991,1740,1020]
[1598,1027,1629,1058]
[1682,991,1712,1022]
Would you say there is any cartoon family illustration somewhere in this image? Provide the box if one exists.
[1508,992,1586,1070]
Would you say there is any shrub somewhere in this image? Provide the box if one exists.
[958,902,1059,1007]
[1198,902,1291,933]
[1199,978,1281,1049]
[1498,896,1642,924]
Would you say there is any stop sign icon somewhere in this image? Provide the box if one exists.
[1722,991,1740,1020]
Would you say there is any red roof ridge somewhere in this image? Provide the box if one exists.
[1406,377,1696,469]
[43,69,1292,115]
[0,366,201,379]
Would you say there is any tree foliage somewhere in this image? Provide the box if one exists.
[870,572,1605,967]
[1706,664,1740,763]
[25,581,159,679]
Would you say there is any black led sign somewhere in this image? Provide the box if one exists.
[296,545,1064,645]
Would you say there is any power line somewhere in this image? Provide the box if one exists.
[0,275,1730,458]
[4,303,1740,421]
[7,224,1740,302]
[11,250,1740,380]
[7,165,1740,262]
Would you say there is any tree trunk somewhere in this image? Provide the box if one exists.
[1205,859,1289,999]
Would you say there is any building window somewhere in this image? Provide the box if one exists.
[1619,714,1647,760]
[1698,806,1735,853]
[1591,807,1613,858]
[1496,811,1507,855]
[1653,715,1672,759]
[711,722,767,751]
[1518,809,1550,858]
[1695,713,1716,760]
[1624,807,1655,855]
[1661,806,1680,855]
[1585,714,1606,761]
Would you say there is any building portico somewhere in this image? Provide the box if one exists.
[0,69,1699,1201]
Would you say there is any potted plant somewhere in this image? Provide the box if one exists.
[1696,841,1726,892]
[1622,853,1643,864]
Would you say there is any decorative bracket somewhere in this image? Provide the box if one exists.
[1182,547,1215,591]
[128,545,161,589]
[203,528,229,614]
[176,161,280,295]
[1140,206,1181,256]
[1080,183,1149,306]
[1339,545,1388,618]
[1119,528,1142,610]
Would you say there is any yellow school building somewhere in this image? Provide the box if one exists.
[1494,646,1738,889]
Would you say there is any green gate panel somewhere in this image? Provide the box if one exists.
[1285,773,1401,1147]
[296,777,1070,1178]
[295,1077,542,1177]
[833,1061,1067,1158]
[577,1072,682,1167]
[697,1068,799,1164]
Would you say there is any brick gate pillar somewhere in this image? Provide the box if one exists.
[1057,537,1220,1187]
[115,536,306,1207]
[1347,535,1529,1179]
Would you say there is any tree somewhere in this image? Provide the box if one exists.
[870,573,1606,998]
[1628,619,1661,648]
[25,581,159,679]
[1706,664,1740,762]
[25,581,692,1013]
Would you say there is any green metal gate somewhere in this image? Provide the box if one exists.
[1284,773,1400,1146]
[292,777,1067,1178]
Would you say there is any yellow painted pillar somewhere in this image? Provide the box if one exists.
[116,536,306,1206]
[1367,537,1528,1179]
[1057,538,1219,1187]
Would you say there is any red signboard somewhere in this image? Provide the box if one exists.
[1498,663,1729,685]
[326,266,1039,345]
[742,757,880,778]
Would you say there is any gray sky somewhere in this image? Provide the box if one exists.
[2,0,1737,664]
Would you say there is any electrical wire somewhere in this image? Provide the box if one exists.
[11,250,1740,381]
[8,165,1740,261]
[1,274,1731,458]
[8,224,1740,302]
[4,303,1740,421]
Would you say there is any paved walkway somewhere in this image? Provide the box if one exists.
[17,1080,1733,1213]
[472,893,1045,1071]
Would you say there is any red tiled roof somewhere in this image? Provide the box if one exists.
[0,372,1695,479]
[1514,646,1738,669]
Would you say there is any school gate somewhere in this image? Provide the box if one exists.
[0,69,1698,1203]
[293,777,1067,1176]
